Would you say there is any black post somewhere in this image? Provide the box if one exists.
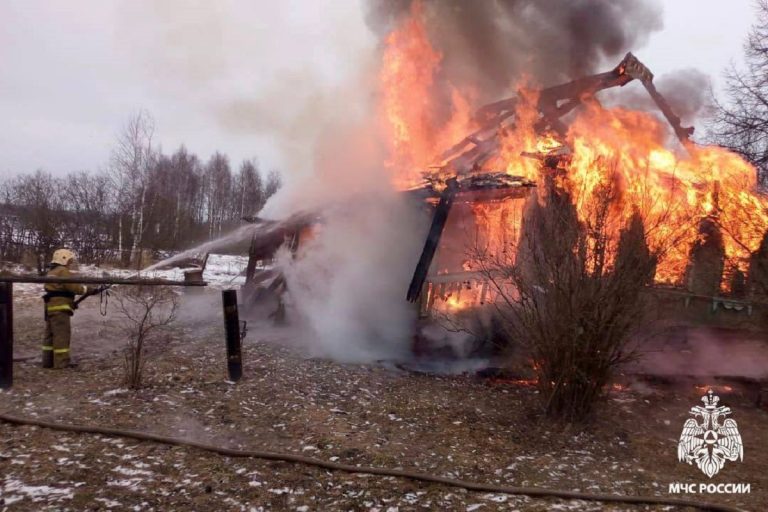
[406,177,459,302]
[183,269,205,296]
[0,283,14,389]
[222,289,242,382]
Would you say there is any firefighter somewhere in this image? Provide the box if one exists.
[41,249,94,369]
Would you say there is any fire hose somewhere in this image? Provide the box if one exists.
[0,412,748,512]
[73,284,113,316]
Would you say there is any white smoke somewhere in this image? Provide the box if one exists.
[635,327,768,379]
[276,195,425,362]
[117,1,428,363]
[261,101,428,362]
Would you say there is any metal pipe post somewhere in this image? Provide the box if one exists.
[0,283,14,389]
[222,289,242,382]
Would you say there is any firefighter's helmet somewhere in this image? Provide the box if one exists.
[51,249,76,266]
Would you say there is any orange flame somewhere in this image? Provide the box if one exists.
[379,6,768,297]
[379,1,476,189]
[695,384,734,394]
[494,86,549,181]
[565,105,768,284]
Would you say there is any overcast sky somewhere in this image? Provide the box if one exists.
[0,0,756,181]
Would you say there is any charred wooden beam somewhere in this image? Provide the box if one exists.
[244,213,317,283]
[465,52,692,164]
[437,58,634,175]
[640,79,694,146]
[478,55,635,122]
[438,135,501,176]
[407,178,459,302]
[436,125,500,163]
[409,173,535,204]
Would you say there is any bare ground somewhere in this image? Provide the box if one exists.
[1,290,766,511]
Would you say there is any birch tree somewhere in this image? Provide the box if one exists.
[235,159,264,219]
[110,111,157,267]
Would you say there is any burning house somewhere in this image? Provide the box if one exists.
[403,52,691,314]
[243,49,768,335]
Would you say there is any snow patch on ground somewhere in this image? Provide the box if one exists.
[107,478,144,490]
[2,477,74,504]
[94,497,122,508]
[113,465,153,477]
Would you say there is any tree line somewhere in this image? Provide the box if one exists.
[0,112,281,268]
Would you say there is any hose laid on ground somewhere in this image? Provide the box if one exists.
[0,412,748,512]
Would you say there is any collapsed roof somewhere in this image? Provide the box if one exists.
[406,52,696,302]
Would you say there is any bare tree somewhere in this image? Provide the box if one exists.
[265,169,282,199]
[113,286,178,389]
[168,146,203,246]
[235,159,265,219]
[710,0,768,187]
[60,171,112,263]
[7,170,62,264]
[203,152,233,237]
[110,111,157,267]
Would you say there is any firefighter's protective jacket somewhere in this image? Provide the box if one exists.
[43,265,86,315]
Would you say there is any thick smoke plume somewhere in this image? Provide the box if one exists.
[365,0,663,98]
[225,0,670,363]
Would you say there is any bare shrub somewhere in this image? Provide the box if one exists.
[474,172,658,422]
[113,286,179,389]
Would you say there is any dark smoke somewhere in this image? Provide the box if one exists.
[655,69,713,125]
[365,0,664,99]
[602,68,713,129]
